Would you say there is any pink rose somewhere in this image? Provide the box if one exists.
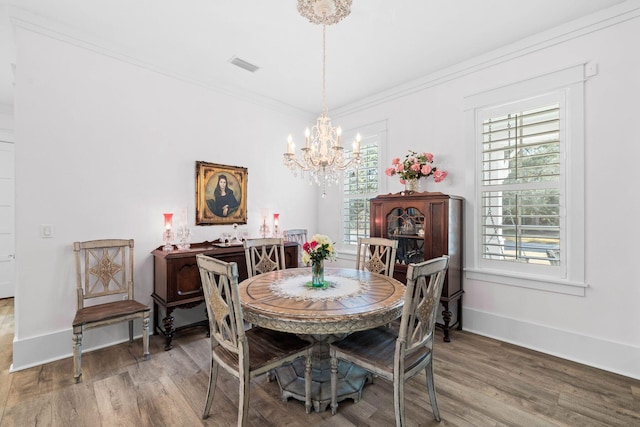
[391,158,401,165]
[424,152,434,163]
[421,164,432,175]
[433,169,448,183]
[385,167,396,176]
[397,164,404,172]
[410,163,421,172]
[399,179,406,185]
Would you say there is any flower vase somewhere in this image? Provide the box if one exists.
[311,259,324,287]
[405,178,421,193]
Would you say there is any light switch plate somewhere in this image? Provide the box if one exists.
[41,224,54,238]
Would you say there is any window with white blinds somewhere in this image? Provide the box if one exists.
[481,104,561,265]
[465,64,586,295]
[343,140,379,245]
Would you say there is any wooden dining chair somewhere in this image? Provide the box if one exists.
[329,256,450,425]
[243,237,287,277]
[355,237,399,277]
[196,254,313,423]
[72,239,150,382]
[283,229,308,266]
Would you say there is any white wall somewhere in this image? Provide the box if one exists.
[320,11,640,378]
[11,26,317,370]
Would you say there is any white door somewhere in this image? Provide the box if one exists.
[0,141,15,298]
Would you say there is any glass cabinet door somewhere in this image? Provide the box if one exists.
[387,207,425,264]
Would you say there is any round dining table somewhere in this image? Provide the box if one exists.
[239,267,405,413]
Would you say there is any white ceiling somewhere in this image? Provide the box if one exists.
[0,0,630,115]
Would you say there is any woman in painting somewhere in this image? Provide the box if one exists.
[207,174,239,217]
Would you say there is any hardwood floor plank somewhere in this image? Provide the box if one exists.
[92,371,153,427]
[136,375,204,426]
[50,380,101,426]
[0,371,12,423]
[1,391,53,426]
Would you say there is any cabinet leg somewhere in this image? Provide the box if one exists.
[163,308,175,351]
[441,302,452,343]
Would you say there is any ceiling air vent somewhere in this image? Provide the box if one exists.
[229,56,260,73]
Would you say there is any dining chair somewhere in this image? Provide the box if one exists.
[72,239,150,382]
[283,228,308,266]
[196,254,313,423]
[355,237,399,277]
[243,237,287,277]
[329,255,450,425]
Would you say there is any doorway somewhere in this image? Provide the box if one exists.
[0,141,15,299]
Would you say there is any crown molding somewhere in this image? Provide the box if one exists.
[8,6,315,122]
[332,0,640,118]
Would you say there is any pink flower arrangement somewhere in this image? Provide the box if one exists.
[385,150,448,184]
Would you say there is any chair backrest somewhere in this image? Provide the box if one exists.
[355,237,399,277]
[196,254,246,358]
[397,256,449,357]
[244,237,287,277]
[73,239,135,310]
[284,229,308,266]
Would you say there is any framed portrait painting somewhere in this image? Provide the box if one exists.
[195,161,248,225]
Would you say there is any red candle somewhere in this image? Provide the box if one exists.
[163,213,173,230]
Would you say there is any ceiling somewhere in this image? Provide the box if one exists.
[0,0,630,115]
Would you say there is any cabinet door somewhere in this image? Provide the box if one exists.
[387,206,425,265]
[167,257,202,302]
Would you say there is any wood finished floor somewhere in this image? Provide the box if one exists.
[0,297,638,426]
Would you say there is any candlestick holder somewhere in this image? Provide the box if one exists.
[273,213,280,237]
[259,217,270,238]
[162,213,174,251]
[176,225,191,250]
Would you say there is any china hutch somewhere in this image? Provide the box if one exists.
[370,191,463,341]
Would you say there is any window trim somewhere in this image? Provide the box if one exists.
[464,64,587,296]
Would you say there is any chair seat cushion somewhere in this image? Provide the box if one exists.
[331,326,429,374]
[73,300,150,327]
[214,327,311,372]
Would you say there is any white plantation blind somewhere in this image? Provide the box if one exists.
[343,141,378,245]
[481,104,561,265]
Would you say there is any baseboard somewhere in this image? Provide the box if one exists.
[10,321,147,373]
[463,307,640,380]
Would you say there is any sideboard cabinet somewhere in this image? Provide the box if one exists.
[370,191,463,341]
[151,241,298,350]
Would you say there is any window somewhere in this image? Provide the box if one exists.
[481,103,561,266]
[342,122,386,246]
[464,65,586,295]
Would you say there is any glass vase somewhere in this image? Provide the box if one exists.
[311,259,325,287]
[405,178,421,193]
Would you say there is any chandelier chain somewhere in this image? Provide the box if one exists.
[322,24,327,116]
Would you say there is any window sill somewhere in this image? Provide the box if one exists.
[464,268,587,296]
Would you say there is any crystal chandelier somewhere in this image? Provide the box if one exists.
[284,0,361,196]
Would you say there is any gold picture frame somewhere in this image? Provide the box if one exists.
[195,161,248,225]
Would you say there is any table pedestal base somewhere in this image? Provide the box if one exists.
[273,342,372,413]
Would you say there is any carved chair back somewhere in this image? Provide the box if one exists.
[283,229,308,266]
[243,238,287,277]
[355,237,399,277]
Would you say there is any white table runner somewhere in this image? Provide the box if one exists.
[269,273,369,301]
